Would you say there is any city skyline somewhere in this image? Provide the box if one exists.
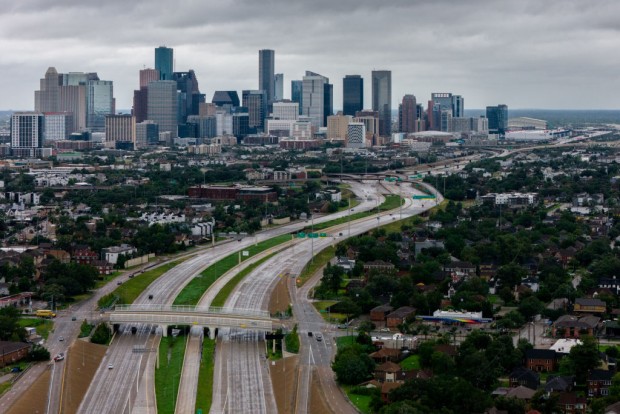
[1,0,619,110]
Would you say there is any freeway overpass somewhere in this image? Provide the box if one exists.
[108,304,274,338]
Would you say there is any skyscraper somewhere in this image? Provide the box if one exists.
[11,112,44,157]
[86,80,114,132]
[155,46,174,80]
[35,67,60,113]
[274,73,284,102]
[242,90,267,132]
[173,70,204,122]
[291,80,303,115]
[105,114,136,149]
[259,49,275,104]
[347,122,366,148]
[486,104,508,135]
[302,71,331,128]
[147,80,178,138]
[398,94,417,133]
[343,75,363,116]
[431,93,464,119]
[372,70,392,136]
[140,68,160,88]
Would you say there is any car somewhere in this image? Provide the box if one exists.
[128,274,134,278]
[71,316,76,321]
[315,333,323,342]
[54,353,64,362]
[11,366,22,372]
[108,364,114,369]
[58,336,64,341]
[117,281,122,285]
[148,294,153,300]
[307,331,313,337]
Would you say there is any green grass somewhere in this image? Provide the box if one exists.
[195,338,215,414]
[336,335,357,349]
[79,320,94,338]
[313,300,337,312]
[210,252,278,307]
[297,246,335,286]
[400,354,421,370]
[18,318,53,340]
[343,385,373,414]
[155,334,188,414]
[111,260,184,305]
[306,195,403,232]
[0,382,11,397]
[174,234,292,306]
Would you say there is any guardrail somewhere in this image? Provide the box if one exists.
[113,304,270,319]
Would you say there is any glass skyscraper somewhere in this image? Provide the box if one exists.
[259,49,275,104]
[343,75,363,116]
[155,46,174,80]
[372,70,392,136]
[486,104,508,135]
[291,80,303,115]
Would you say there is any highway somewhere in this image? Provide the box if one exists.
[78,180,378,413]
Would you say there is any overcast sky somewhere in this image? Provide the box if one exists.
[1,0,619,111]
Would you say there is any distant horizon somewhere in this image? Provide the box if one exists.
[2,108,620,113]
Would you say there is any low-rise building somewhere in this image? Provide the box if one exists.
[0,341,31,367]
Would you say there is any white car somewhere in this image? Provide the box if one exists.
[108,364,114,369]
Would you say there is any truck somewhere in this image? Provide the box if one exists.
[35,309,56,318]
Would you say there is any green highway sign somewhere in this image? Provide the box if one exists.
[308,233,319,238]
[319,233,327,237]
[297,232,306,238]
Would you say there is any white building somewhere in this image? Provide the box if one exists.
[102,244,137,265]
[347,122,366,148]
[266,119,295,136]
[43,112,73,141]
[272,101,298,120]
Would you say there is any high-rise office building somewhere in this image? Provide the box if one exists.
[212,91,240,108]
[136,121,159,147]
[398,94,417,133]
[35,67,60,113]
[86,80,114,132]
[291,80,303,115]
[371,70,392,136]
[347,122,366,148]
[274,73,284,102]
[343,75,363,116]
[242,90,266,132]
[43,112,73,141]
[133,88,148,123]
[105,114,136,149]
[327,114,352,140]
[11,112,44,157]
[187,115,217,138]
[173,70,204,122]
[140,68,160,88]
[431,93,464,120]
[302,71,331,128]
[155,46,174,80]
[259,49,275,104]
[147,80,178,138]
[272,101,299,120]
[486,104,508,135]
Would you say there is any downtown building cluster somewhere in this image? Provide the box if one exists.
[9,46,511,157]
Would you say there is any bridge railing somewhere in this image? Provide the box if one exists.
[113,304,270,319]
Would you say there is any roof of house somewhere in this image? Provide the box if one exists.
[387,306,416,319]
[0,341,31,355]
[575,297,606,307]
[505,385,536,400]
[545,375,574,392]
[370,305,394,313]
[558,392,587,405]
[606,401,620,414]
[589,369,614,382]
[525,348,557,360]
[375,361,401,373]
[509,366,540,385]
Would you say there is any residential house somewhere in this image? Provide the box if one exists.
[557,392,587,414]
[333,257,355,272]
[102,244,137,265]
[599,277,620,295]
[363,260,396,274]
[504,385,536,401]
[509,367,540,390]
[588,369,614,397]
[606,401,620,414]
[545,375,574,393]
[369,347,401,364]
[553,315,599,338]
[370,305,394,324]
[374,361,401,382]
[443,261,476,278]
[525,349,558,372]
[0,341,31,367]
[414,238,445,256]
[46,249,71,264]
[574,298,606,314]
[386,307,416,328]
[479,262,498,281]
[72,246,98,265]
[91,260,114,275]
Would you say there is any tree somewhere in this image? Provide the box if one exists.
[0,307,26,341]
[518,296,544,321]
[567,335,600,384]
[332,344,375,385]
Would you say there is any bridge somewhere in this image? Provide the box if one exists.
[108,304,274,338]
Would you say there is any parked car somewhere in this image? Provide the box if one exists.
[11,366,22,372]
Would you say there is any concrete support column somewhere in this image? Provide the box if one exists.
[208,327,215,340]
[161,324,168,337]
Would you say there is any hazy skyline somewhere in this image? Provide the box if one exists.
[1,0,619,110]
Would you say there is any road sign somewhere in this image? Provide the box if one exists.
[242,250,249,257]
[319,233,327,237]
[308,233,319,238]
[297,232,306,238]
[197,409,203,414]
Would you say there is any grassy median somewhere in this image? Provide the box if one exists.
[174,234,292,306]
[155,333,188,414]
[195,338,216,413]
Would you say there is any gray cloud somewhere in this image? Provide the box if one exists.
[0,0,619,109]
